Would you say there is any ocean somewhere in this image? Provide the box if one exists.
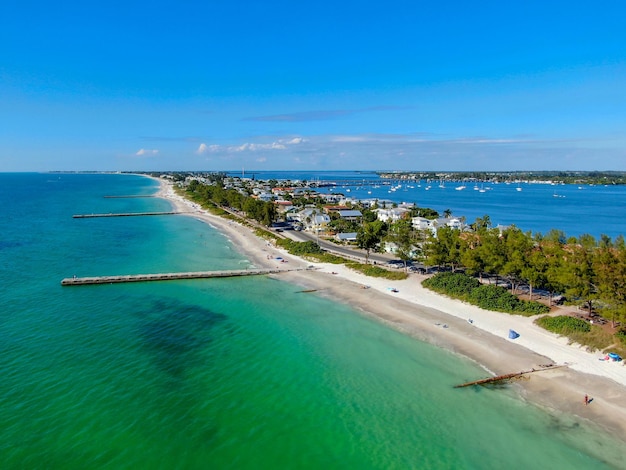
[0,172,624,469]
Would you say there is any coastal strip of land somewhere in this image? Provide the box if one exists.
[149,175,626,440]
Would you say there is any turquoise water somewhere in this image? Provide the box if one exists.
[0,173,623,469]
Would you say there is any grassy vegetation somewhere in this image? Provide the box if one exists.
[275,239,345,264]
[535,315,591,334]
[535,315,626,355]
[422,272,550,316]
[346,262,408,280]
[254,227,279,241]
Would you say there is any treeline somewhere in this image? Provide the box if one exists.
[185,180,277,226]
[422,272,550,316]
[423,218,626,326]
[378,171,626,185]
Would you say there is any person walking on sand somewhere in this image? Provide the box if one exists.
[584,394,589,405]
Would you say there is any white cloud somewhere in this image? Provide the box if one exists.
[281,137,306,145]
[256,157,267,163]
[196,143,221,154]
[332,135,369,143]
[135,148,159,156]
[195,137,306,155]
[233,142,287,152]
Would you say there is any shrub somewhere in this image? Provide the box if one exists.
[422,272,549,316]
[422,272,480,298]
[287,240,323,255]
[346,263,408,280]
[468,285,549,316]
[535,315,591,334]
[615,329,626,346]
[275,240,344,263]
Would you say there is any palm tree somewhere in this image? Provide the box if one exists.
[311,209,319,246]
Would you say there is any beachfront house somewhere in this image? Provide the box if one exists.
[374,207,411,223]
[274,200,294,214]
[359,198,395,209]
[335,209,363,222]
[382,241,420,257]
[320,193,344,204]
[295,208,331,233]
[335,232,358,243]
[411,216,434,231]
[413,216,465,237]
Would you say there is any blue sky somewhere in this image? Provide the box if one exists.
[1,1,625,172]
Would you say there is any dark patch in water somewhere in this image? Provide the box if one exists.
[0,240,23,250]
[139,299,227,380]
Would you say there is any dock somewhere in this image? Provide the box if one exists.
[103,195,156,198]
[61,268,300,286]
[73,211,191,218]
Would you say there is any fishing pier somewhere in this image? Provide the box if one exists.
[61,268,301,286]
[72,211,192,218]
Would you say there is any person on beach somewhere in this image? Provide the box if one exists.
[584,394,589,405]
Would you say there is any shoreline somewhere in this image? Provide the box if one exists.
[150,176,626,441]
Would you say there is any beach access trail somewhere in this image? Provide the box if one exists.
[152,176,626,439]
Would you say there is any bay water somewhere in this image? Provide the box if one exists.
[235,170,626,239]
[0,173,623,469]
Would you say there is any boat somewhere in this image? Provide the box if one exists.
[455,185,466,191]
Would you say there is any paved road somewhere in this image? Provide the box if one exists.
[281,229,399,265]
[217,205,405,267]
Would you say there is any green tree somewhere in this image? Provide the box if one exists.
[593,236,626,327]
[501,227,534,294]
[559,236,597,314]
[425,226,462,271]
[459,232,488,281]
[388,219,414,270]
[357,220,387,263]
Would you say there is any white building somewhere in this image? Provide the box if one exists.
[374,207,411,223]
[294,208,331,231]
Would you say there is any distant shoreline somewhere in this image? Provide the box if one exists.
[149,174,626,444]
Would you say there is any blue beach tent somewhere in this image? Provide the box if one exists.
[508,329,520,340]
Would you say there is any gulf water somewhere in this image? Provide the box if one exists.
[0,173,624,469]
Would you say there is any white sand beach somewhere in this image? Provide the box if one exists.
[153,176,626,438]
